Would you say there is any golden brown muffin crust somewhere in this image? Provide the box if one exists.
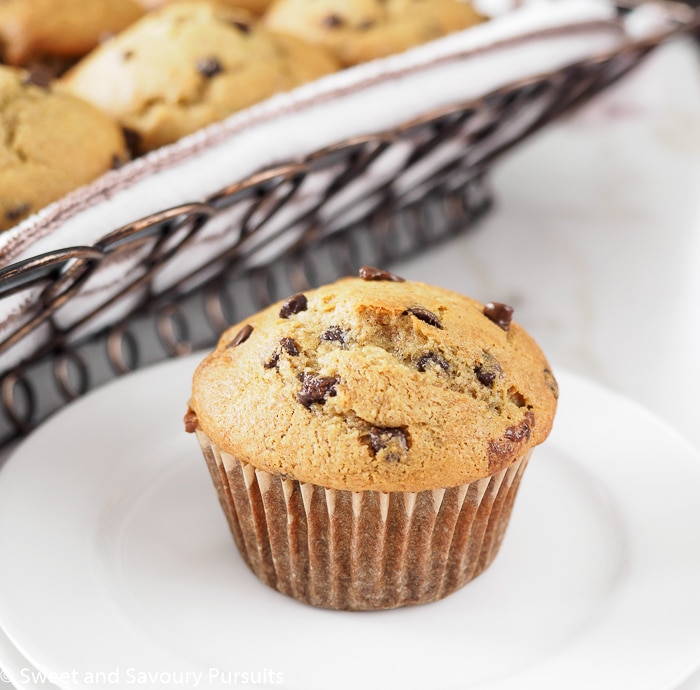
[190,272,558,492]
[0,65,127,231]
[136,0,272,13]
[59,1,340,153]
[0,0,144,66]
[264,0,485,66]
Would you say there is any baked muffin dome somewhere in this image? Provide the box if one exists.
[59,1,340,153]
[0,65,128,231]
[190,269,558,492]
[264,0,485,67]
[0,0,143,66]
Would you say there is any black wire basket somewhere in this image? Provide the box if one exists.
[0,2,695,449]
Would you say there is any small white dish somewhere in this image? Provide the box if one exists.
[0,356,699,690]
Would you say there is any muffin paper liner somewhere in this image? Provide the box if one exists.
[196,429,531,611]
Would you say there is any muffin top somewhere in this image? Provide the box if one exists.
[0,0,143,66]
[60,1,339,153]
[264,0,484,67]
[0,65,128,231]
[189,269,558,492]
[137,0,271,13]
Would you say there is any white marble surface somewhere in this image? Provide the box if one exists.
[2,34,700,690]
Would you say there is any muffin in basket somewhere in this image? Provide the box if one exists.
[0,0,143,66]
[60,1,340,153]
[264,0,485,67]
[185,268,558,610]
[0,64,128,232]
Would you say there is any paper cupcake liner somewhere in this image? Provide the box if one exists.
[196,430,530,611]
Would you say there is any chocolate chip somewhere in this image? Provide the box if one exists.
[265,338,300,368]
[21,66,52,89]
[183,408,198,433]
[358,266,405,282]
[416,352,449,373]
[357,19,376,30]
[197,57,223,78]
[322,14,345,28]
[122,127,141,157]
[368,427,409,462]
[321,326,346,345]
[229,19,252,33]
[122,50,134,61]
[475,367,495,387]
[403,307,443,329]
[474,352,502,387]
[280,337,300,356]
[487,411,535,469]
[298,373,338,408]
[4,203,31,222]
[279,293,308,319]
[263,352,279,369]
[504,411,535,442]
[483,302,514,331]
[544,367,559,399]
[227,324,253,348]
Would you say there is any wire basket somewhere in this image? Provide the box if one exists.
[0,5,695,449]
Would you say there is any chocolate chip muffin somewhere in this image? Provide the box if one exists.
[59,2,340,154]
[0,0,144,66]
[186,268,558,610]
[264,0,485,67]
[0,65,128,232]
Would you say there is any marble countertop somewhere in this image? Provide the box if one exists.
[2,33,700,690]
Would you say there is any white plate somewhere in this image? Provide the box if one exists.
[0,626,58,690]
[0,356,699,690]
